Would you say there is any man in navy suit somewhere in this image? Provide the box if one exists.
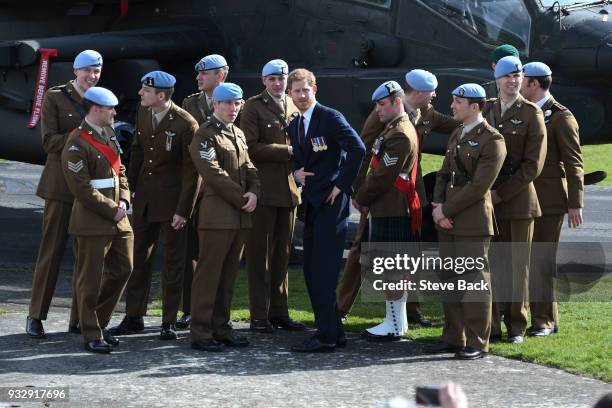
[287,68,365,352]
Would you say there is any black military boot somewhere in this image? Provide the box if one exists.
[26,316,45,339]
[107,316,144,335]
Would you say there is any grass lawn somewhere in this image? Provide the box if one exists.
[582,144,612,186]
[148,267,611,382]
[422,144,612,186]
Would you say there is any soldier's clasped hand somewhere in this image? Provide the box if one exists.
[171,214,187,230]
[242,192,257,213]
[113,200,129,222]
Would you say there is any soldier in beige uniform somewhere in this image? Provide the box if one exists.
[337,70,459,326]
[482,56,547,344]
[354,81,420,341]
[241,59,305,333]
[27,50,103,338]
[177,54,229,329]
[520,62,584,336]
[189,83,259,352]
[61,87,133,353]
[109,71,199,340]
[429,83,506,359]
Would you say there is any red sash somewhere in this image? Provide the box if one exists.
[371,151,422,235]
[79,129,120,176]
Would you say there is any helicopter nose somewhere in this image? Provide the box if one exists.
[556,11,612,79]
[596,34,612,77]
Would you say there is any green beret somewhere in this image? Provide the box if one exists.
[490,44,519,64]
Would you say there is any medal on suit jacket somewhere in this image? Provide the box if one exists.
[165,131,176,151]
[311,137,319,152]
[311,136,328,152]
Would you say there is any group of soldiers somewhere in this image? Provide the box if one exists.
[347,44,583,360]
[24,43,583,357]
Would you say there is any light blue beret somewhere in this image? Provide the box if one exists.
[371,80,402,101]
[494,56,523,78]
[405,69,438,92]
[141,70,176,89]
[212,82,243,101]
[73,50,103,69]
[83,87,118,107]
[262,59,289,76]
[195,54,228,72]
[523,62,552,77]
[452,83,486,99]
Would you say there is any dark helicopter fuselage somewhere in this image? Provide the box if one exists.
[0,0,610,164]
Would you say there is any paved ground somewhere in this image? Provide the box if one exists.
[1,308,611,408]
[0,161,611,407]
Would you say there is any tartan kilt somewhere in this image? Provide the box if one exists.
[361,216,420,284]
[366,216,419,243]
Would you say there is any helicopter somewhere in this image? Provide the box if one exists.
[0,0,610,186]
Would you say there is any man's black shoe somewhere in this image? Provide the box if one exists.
[291,336,335,353]
[361,330,401,342]
[160,323,178,340]
[26,317,45,339]
[489,334,502,343]
[250,319,275,333]
[191,339,225,352]
[553,325,559,333]
[407,314,433,327]
[84,339,111,354]
[68,321,80,334]
[102,330,119,347]
[270,316,307,331]
[455,346,486,360]
[527,327,554,337]
[175,314,191,330]
[216,334,249,347]
[424,341,462,354]
[107,316,144,335]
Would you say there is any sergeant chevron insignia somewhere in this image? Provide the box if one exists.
[67,160,83,173]
[382,152,398,166]
[200,147,216,161]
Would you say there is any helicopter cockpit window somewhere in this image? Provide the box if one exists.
[351,0,392,8]
[420,0,531,53]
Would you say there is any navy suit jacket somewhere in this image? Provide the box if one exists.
[290,102,365,207]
